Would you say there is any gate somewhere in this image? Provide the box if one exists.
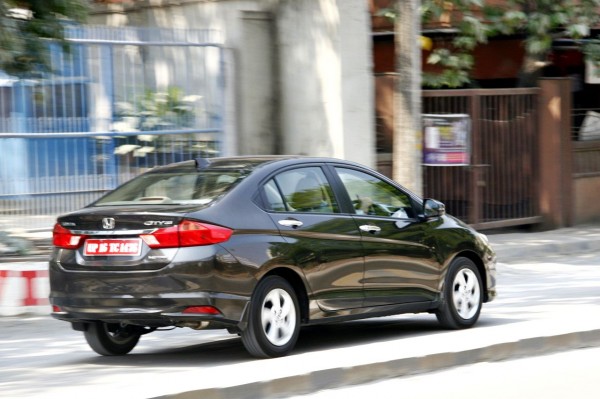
[422,89,542,229]
[0,26,225,232]
[375,75,542,229]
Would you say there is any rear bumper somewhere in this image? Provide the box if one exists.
[49,245,256,328]
[50,292,250,329]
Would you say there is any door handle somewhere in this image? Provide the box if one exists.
[278,218,303,228]
[359,224,381,234]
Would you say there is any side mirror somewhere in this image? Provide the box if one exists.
[423,198,446,219]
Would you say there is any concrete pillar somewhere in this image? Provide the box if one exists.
[276,0,374,167]
[339,0,375,168]
[238,10,277,155]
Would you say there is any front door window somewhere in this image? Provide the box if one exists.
[334,168,414,219]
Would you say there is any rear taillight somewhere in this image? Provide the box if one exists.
[53,223,85,249]
[141,220,232,249]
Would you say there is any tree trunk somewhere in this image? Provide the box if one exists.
[393,0,422,195]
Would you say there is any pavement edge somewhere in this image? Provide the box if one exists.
[152,328,600,399]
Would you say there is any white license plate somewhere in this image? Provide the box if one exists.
[84,238,142,256]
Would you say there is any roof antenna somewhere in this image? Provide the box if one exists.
[195,157,211,170]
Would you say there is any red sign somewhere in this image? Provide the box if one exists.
[84,239,142,256]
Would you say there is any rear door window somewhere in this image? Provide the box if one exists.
[263,167,339,213]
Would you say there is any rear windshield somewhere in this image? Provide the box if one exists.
[93,170,244,207]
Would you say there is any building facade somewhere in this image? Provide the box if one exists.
[89,0,376,167]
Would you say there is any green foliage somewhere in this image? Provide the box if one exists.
[482,0,600,79]
[584,40,600,61]
[383,0,600,88]
[583,38,600,77]
[0,0,88,77]
[114,87,198,131]
[423,69,471,89]
[421,0,489,88]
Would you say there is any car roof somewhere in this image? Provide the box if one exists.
[147,155,363,174]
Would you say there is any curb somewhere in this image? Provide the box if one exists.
[492,241,600,262]
[489,237,600,262]
[153,328,600,399]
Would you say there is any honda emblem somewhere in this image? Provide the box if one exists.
[102,217,116,230]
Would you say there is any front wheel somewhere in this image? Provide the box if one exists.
[436,257,483,329]
[83,322,141,356]
[241,276,300,358]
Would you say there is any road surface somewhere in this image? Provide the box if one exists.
[0,251,599,398]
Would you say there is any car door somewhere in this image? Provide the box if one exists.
[261,165,364,311]
[332,166,440,306]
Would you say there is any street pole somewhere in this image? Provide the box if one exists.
[394,0,422,196]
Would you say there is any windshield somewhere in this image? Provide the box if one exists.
[93,170,244,207]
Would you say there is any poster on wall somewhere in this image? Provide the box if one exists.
[422,114,471,166]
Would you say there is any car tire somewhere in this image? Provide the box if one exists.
[241,276,300,358]
[436,257,483,329]
[83,322,141,356]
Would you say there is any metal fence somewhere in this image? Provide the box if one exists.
[573,107,600,141]
[0,132,219,232]
[573,140,600,177]
[572,107,600,178]
[422,88,541,229]
[374,76,542,228]
[0,26,225,232]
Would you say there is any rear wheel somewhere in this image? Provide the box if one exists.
[436,257,483,329]
[241,276,300,358]
[84,322,141,356]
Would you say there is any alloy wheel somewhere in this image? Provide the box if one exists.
[261,288,297,346]
[451,268,481,320]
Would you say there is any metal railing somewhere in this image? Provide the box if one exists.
[574,140,600,178]
[422,88,541,229]
[572,108,600,178]
[0,25,225,233]
[374,78,542,229]
[573,108,600,141]
[0,132,219,232]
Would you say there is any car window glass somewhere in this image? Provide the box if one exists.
[272,167,339,213]
[263,179,287,212]
[335,167,414,218]
[94,170,243,206]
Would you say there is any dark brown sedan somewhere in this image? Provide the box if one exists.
[49,156,496,358]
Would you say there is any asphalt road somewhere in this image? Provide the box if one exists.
[1,251,599,399]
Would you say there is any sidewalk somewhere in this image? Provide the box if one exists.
[152,318,600,399]
[487,223,600,262]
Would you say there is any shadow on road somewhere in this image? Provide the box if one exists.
[82,312,521,366]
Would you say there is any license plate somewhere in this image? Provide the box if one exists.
[84,238,142,256]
